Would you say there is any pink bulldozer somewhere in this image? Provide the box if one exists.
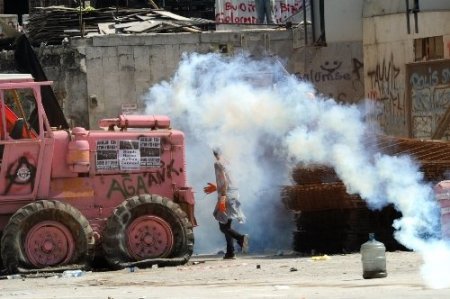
[0,74,196,274]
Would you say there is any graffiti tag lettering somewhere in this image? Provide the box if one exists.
[279,3,300,14]
[216,0,305,24]
[410,67,450,89]
[303,60,352,83]
[367,57,401,97]
[410,68,439,89]
[408,62,450,138]
[106,159,181,198]
[224,1,256,12]
[367,56,402,107]
[366,54,405,134]
[352,58,364,81]
[443,68,450,84]
[107,176,148,198]
[216,12,257,24]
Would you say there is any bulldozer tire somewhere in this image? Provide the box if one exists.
[102,194,194,269]
[0,200,94,273]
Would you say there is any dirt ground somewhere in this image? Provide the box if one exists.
[0,251,449,299]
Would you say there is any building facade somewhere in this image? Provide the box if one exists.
[363,0,450,138]
[1,0,449,137]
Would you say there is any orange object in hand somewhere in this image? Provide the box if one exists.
[203,182,217,194]
[218,195,227,212]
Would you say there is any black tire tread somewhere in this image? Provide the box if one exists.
[102,194,194,269]
[0,200,94,273]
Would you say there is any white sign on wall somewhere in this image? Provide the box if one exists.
[215,0,308,24]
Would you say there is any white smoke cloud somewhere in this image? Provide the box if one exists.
[421,241,450,289]
[144,52,450,288]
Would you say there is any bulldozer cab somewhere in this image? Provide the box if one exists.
[0,74,196,274]
[0,74,49,198]
[2,89,38,139]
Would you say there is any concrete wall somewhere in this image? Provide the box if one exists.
[67,30,364,129]
[363,0,450,17]
[1,0,369,130]
[0,28,365,129]
[72,30,300,128]
[301,41,364,103]
[3,0,448,137]
[324,0,363,43]
[363,11,450,137]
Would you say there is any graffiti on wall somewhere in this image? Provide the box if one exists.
[4,156,37,194]
[303,60,350,83]
[352,58,364,90]
[297,58,364,103]
[215,0,307,24]
[366,55,405,134]
[106,159,181,198]
[407,61,450,138]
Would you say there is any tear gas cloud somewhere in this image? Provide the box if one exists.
[144,52,450,289]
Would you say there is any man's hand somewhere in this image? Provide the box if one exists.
[203,182,217,194]
[218,195,227,212]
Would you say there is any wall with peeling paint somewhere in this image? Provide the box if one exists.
[363,11,450,138]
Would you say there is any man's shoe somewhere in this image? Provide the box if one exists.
[223,253,236,260]
[239,234,249,254]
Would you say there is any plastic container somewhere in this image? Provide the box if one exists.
[360,233,387,279]
[62,270,85,278]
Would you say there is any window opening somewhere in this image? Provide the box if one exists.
[3,88,38,139]
[414,36,444,61]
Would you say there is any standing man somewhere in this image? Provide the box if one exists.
[204,148,249,259]
[255,0,276,24]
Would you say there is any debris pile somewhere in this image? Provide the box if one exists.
[26,6,215,45]
[282,135,450,254]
